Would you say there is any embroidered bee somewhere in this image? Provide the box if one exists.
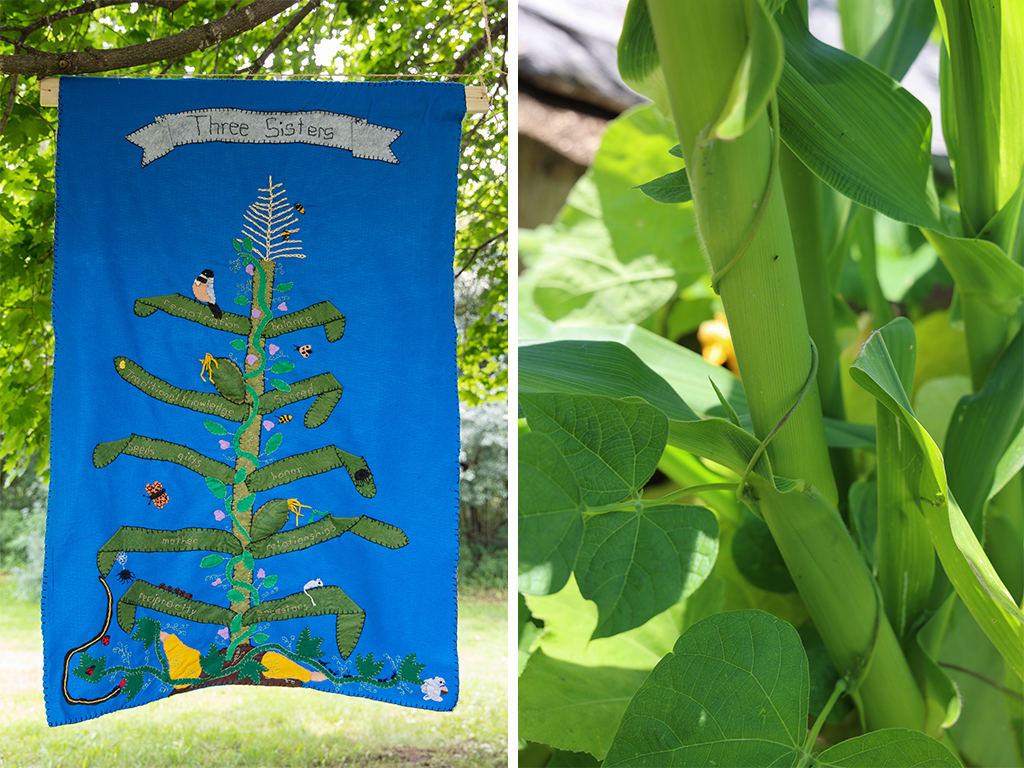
[145,481,169,509]
[116,568,135,584]
[278,414,292,424]
[282,230,292,240]
[294,344,312,358]
[294,203,305,214]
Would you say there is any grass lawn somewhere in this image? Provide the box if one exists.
[0,576,508,768]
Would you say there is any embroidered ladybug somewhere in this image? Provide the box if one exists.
[294,344,312,358]
[85,666,95,676]
[101,635,110,646]
[145,481,169,509]
[116,568,135,584]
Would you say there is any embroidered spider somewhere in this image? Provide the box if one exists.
[116,568,135,584]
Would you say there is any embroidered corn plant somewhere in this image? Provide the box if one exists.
[64,177,425,704]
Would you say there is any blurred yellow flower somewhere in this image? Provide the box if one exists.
[697,312,740,377]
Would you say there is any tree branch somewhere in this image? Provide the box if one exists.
[450,13,506,76]
[456,228,507,278]
[0,0,299,76]
[242,0,321,77]
[2,0,188,38]
[0,74,18,137]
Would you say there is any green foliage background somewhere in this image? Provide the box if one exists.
[0,0,508,479]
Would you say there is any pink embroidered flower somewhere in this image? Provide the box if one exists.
[246,354,258,366]
[252,308,262,319]
[213,509,226,521]
[268,344,279,355]
[211,578,222,586]
[257,568,266,579]
[263,420,275,431]
[218,440,230,450]
[218,627,230,639]
[277,302,288,311]
[246,264,254,275]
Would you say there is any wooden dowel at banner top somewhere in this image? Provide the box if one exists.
[40,78,59,107]
[40,78,489,114]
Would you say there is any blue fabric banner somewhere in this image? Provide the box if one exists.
[44,77,463,726]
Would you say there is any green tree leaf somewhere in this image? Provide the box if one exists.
[277,281,294,291]
[205,476,227,499]
[229,339,246,350]
[575,503,718,639]
[200,555,224,569]
[226,589,245,601]
[265,432,284,454]
[269,379,291,392]
[270,361,295,374]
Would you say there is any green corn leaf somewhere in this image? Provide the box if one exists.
[774,2,943,231]
[265,432,284,454]
[838,0,935,81]
[709,378,741,427]
[242,587,365,659]
[205,476,227,499]
[203,420,228,436]
[233,295,248,306]
[270,379,291,392]
[520,392,669,507]
[270,361,295,374]
[604,611,960,767]
[851,320,1024,680]
[230,339,246,351]
[518,431,583,596]
[574,503,718,639]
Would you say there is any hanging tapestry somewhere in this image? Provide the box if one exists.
[43,77,463,726]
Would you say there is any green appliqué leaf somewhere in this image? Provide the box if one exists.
[396,653,426,685]
[121,670,145,701]
[242,551,254,571]
[230,339,246,351]
[232,238,244,252]
[238,493,256,513]
[265,432,284,454]
[233,295,248,306]
[203,420,228,436]
[226,589,245,601]
[252,633,269,645]
[277,281,293,291]
[131,616,162,650]
[71,652,106,683]
[205,476,227,499]
[270,361,295,374]
[270,379,291,392]
[233,468,247,485]
[295,626,325,660]
[234,656,267,684]
[263,574,278,588]
[200,554,224,568]
[355,652,385,679]
[230,614,242,633]
[200,643,224,677]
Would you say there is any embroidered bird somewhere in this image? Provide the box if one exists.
[192,269,223,319]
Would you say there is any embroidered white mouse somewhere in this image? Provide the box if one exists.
[421,676,448,702]
[303,578,323,605]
